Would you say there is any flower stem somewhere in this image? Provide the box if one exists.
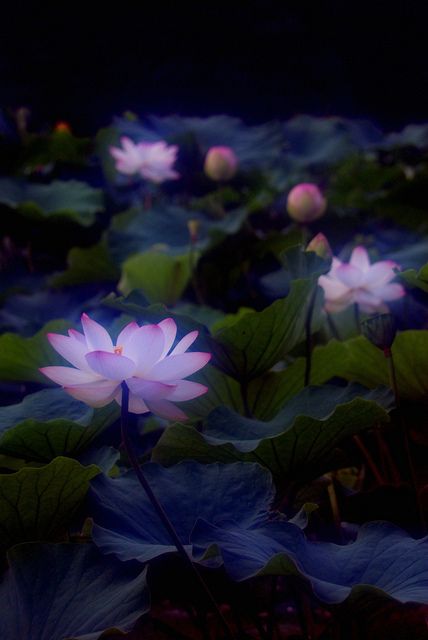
[304,287,318,386]
[120,382,236,639]
[384,351,426,532]
[353,303,361,334]
[326,312,340,340]
[353,434,385,486]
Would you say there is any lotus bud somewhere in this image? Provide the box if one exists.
[287,183,327,223]
[361,313,397,355]
[204,146,238,181]
[306,233,333,260]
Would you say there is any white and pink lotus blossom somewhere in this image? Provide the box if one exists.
[318,246,405,314]
[109,137,180,183]
[40,314,210,420]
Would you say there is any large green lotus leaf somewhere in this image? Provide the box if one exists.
[119,249,192,305]
[399,263,428,293]
[192,519,428,605]
[0,456,99,548]
[103,292,212,353]
[0,388,119,462]
[0,178,104,226]
[210,278,314,379]
[108,204,248,262]
[50,240,120,288]
[0,543,149,640]
[153,385,393,485]
[180,364,243,418]
[311,331,428,402]
[0,319,70,382]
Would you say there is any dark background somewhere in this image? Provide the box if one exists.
[1,2,428,134]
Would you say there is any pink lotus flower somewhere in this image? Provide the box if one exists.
[109,137,180,183]
[40,314,210,420]
[318,246,405,314]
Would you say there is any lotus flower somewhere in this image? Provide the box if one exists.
[110,137,180,183]
[40,314,210,420]
[318,246,405,314]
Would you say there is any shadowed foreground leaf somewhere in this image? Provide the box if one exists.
[88,461,275,563]
[0,388,119,462]
[193,519,428,605]
[0,543,149,639]
[0,456,99,548]
[153,385,393,485]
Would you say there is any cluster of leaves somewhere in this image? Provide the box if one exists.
[0,111,428,639]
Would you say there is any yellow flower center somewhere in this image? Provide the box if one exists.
[114,345,123,355]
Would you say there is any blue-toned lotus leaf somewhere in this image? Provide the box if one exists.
[192,519,428,605]
[0,290,84,335]
[0,388,119,462]
[108,204,248,262]
[153,385,393,485]
[89,461,274,562]
[0,178,104,226]
[0,319,70,382]
[389,240,428,271]
[282,115,382,169]
[77,445,120,474]
[383,123,428,149]
[0,542,149,639]
[116,114,285,170]
[210,278,314,379]
[0,456,99,548]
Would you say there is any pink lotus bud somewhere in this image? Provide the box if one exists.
[306,233,333,260]
[204,146,238,181]
[286,183,327,223]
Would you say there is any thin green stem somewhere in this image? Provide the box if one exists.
[188,237,205,306]
[326,473,343,542]
[326,312,340,340]
[353,434,385,486]
[385,352,426,532]
[240,379,253,418]
[353,303,361,334]
[304,287,318,387]
[120,382,236,640]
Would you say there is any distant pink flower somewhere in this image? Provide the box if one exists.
[109,137,180,183]
[40,314,210,420]
[318,246,405,314]
[287,183,327,223]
